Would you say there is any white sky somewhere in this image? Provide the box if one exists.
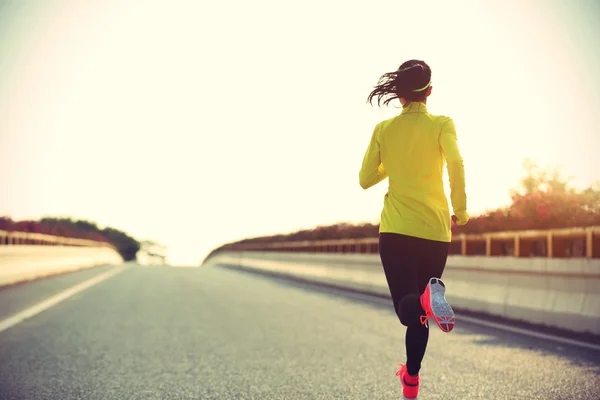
[1,0,599,265]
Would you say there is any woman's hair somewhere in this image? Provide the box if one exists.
[367,60,432,106]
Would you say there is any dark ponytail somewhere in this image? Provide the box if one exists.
[367,60,432,107]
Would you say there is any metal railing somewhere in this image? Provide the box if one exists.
[225,226,600,258]
[0,230,115,249]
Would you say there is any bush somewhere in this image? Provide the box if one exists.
[0,216,140,261]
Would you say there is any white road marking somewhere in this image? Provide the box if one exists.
[454,313,600,352]
[215,262,600,352]
[0,266,125,334]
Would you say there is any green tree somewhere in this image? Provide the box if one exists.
[503,159,600,230]
[101,227,140,261]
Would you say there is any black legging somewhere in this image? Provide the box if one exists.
[379,232,450,376]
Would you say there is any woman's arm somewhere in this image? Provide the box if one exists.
[359,123,388,189]
[440,117,469,225]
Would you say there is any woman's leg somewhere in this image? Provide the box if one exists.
[379,233,425,376]
[406,238,450,375]
[379,233,419,325]
[379,233,450,377]
[417,239,450,294]
[404,317,429,376]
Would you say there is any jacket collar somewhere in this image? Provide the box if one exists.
[400,101,428,115]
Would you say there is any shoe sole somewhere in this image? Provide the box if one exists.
[428,277,455,332]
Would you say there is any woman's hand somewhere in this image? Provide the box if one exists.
[452,214,469,226]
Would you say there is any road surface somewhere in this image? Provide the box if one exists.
[0,263,598,399]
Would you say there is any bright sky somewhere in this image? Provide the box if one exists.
[1,0,599,265]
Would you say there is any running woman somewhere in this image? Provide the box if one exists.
[359,59,469,399]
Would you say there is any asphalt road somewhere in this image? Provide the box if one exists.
[0,264,598,399]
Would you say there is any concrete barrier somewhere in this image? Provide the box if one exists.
[0,245,124,287]
[205,251,600,336]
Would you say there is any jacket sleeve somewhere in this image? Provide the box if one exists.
[359,123,388,189]
[439,117,469,225]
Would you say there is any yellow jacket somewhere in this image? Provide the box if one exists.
[359,101,468,243]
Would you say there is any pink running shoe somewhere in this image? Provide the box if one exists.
[395,363,420,399]
[420,277,455,332]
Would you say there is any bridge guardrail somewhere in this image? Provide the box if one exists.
[0,230,115,249]
[222,226,600,259]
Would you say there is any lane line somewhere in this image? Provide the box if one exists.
[454,313,600,352]
[216,262,600,352]
[0,266,125,334]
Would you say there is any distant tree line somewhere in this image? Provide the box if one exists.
[205,159,600,260]
[0,216,140,261]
